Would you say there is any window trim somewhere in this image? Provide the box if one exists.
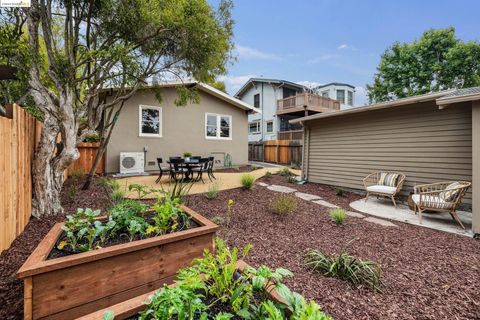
[336,89,345,104]
[265,120,274,133]
[205,112,233,140]
[249,120,261,134]
[139,105,162,138]
[253,93,260,109]
[347,90,354,106]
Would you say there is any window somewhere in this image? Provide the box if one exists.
[254,94,260,109]
[205,113,232,140]
[266,120,274,133]
[249,121,260,134]
[336,90,345,104]
[321,91,329,98]
[347,91,354,106]
[139,105,162,137]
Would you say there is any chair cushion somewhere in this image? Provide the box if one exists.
[378,172,399,187]
[366,185,397,195]
[440,182,462,201]
[412,194,448,206]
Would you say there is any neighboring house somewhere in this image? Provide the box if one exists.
[105,82,258,173]
[235,78,352,142]
[313,82,356,109]
[293,87,480,234]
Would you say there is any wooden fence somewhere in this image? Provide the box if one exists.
[0,104,40,252]
[67,142,105,175]
[249,140,303,165]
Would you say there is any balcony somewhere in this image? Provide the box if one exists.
[277,130,303,141]
[276,92,340,116]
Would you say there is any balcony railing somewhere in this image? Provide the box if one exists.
[277,130,303,141]
[277,92,340,114]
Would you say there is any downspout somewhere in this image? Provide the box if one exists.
[261,82,265,162]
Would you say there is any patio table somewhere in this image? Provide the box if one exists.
[167,158,201,182]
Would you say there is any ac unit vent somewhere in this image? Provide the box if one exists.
[119,152,144,174]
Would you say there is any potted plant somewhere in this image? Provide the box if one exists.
[78,239,333,320]
[183,152,192,161]
[17,193,218,319]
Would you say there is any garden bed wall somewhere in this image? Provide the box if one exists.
[17,206,218,320]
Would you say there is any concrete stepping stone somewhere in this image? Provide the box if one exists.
[312,200,339,208]
[294,192,322,201]
[346,211,365,218]
[266,184,297,193]
[257,182,269,187]
[364,216,398,227]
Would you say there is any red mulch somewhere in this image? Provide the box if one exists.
[214,165,259,173]
[1,175,479,319]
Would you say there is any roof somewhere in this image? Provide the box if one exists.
[234,77,307,98]
[104,81,260,113]
[290,87,480,124]
[315,82,355,89]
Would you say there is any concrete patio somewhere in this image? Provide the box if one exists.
[350,198,473,237]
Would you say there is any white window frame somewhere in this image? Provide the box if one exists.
[347,90,354,106]
[265,120,274,133]
[205,113,232,140]
[249,120,261,134]
[139,105,162,138]
[336,89,345,104]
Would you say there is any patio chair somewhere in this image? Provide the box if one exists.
[169,158,187,182]
[207,156,216,182]
[191,158,209,183]
[412,181,471,229]
[363,172,406,207]
[155,158,165,184]
[190,156,201,161]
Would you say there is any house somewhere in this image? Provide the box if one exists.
[234,78,352,142]
[292,87,480,234]
[105,82,258,173]
[313,82,356,109]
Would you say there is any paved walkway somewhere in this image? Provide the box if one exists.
[350,198,473,236]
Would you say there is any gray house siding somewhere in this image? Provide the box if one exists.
[106,87,249,173]
[304,101,473,204]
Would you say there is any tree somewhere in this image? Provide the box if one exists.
[367,27,480,103]
[14,0,233,217]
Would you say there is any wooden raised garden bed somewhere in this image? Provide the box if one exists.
[17,206,218,320]
[76,260,287,320]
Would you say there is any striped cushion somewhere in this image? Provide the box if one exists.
[378,173,399,187]
[440,182,462,201]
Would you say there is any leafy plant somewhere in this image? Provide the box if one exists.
[271,195,297,215]
[66,184,77,202]
[250,165,258,171]
[128,184,153,200]
[211,216,225,225]
[287,176,297,184]
[98,178,125,205]
[305,244,381,291]
[68,169,84,180]
[108,200,148,235]
[240,174,255,189]
[278,167,292,177]
[183,152,193,158]
[59,208,104,252]
[206,183,219,200]
[102,311,115,320]
[335,187,345,197]
[149,194,185,236]
[164,180,193,203]
[264,171,273,179]
[329,208,347,225]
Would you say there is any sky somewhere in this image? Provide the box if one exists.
[213,0,480,106]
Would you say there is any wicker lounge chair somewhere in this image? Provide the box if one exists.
[363,172,406,207]
[412,181,471,229]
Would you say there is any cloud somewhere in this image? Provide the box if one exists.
[235,45,281,61]
[307,54,337,64]
[337,44,357,51]
[296,81,324,89]
[218,74,256,93]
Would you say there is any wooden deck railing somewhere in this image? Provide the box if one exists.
[277,130,303,141]
[277,92,340,112]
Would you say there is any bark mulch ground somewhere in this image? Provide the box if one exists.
[1,175,479,319]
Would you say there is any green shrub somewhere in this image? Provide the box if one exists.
[128,183,153,200]
[205,183,219,200]
[330,208,347,225]
[278,167,292,176]
[66,184,77,201]
[287,176,297,184]
[68,169,84,180]
[271,194,297,215]
[98,178,125,205]
[250,165,258,171]
[264,171,272,179]
[211,216,225,225]
[183,151,192,158]
[305,247,381,291]
[335,187,345,197]
[240,174,255,189]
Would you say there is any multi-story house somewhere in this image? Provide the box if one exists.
[313,82,356,109]
[235,78,350,142]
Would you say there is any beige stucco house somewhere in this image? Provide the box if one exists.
[105,82,258,173]
[292,87,480,235]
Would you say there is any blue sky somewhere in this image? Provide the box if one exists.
[214,0,480,105]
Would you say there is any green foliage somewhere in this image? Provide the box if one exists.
[166,180,193,203]
[83,132,100,142]
[287,176,297,184]
[224,153,233,168]
[66,184,77,202]
[148,194,186,236]
[264,171,273,179]
[278,167,292,177]
[68,169,84,180]
[270,194,297,215]
[335,187,344,197]
[211,216,225,225]
[128,183,153,200]
[183,152,193,158]
[102,310,115,320]
[305,245,381,291]
[329,208,347,225]
[367,27,480,103]
[108,199,148,239]
[205,183,219,200]
[98,178,125,205]
[240,174,255,189]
